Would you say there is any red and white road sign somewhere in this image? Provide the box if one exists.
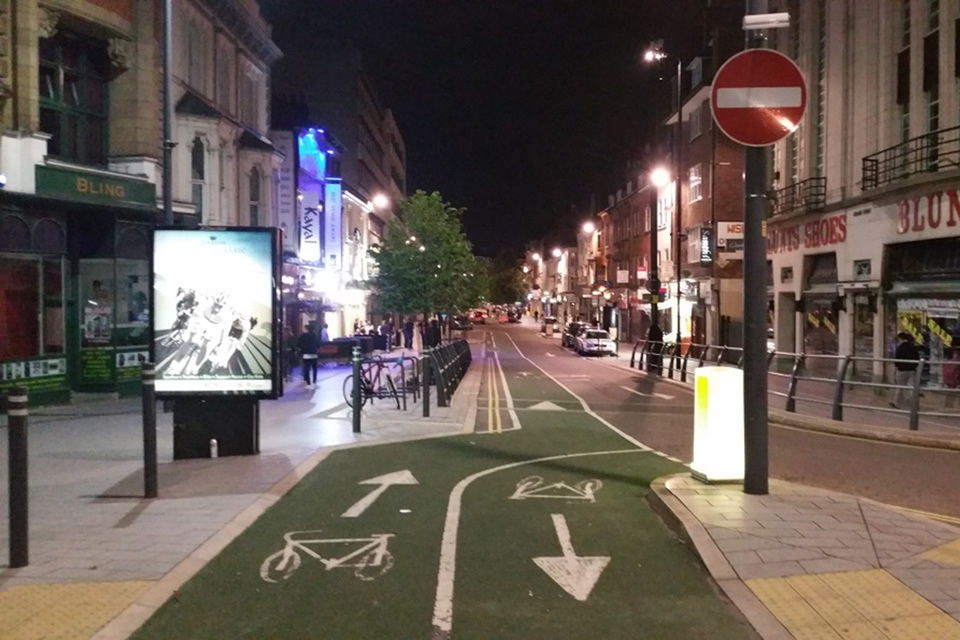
[711,49,807,147]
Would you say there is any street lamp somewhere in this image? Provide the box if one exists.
[372,193,390,209]
[645,41,684,350]
[582,221,595,234]
[532,252,541,262]
[551,247,562,258]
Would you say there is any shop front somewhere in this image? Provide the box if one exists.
[0,165,159,403]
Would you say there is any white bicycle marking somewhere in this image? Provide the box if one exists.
[509,476,602,502]
[260,530,395,583]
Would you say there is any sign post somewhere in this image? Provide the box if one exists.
[711,1,806,495]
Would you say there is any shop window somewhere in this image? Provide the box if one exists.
[806,252,838,286]
[116,260,149,347]
[689,164,703,203]
[80,260,115,349]
[38,30,109,166]
[0,216,31,251]
[0,255,63,361]
[33,219,66,253]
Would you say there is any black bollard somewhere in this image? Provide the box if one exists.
[7,386,29,568]
[352,346,362,433]
[142,363,158,498]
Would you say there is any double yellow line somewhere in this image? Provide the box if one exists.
[487,356,502,433]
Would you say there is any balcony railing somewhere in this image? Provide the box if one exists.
[862,125,960,191]
[770,177,826,217]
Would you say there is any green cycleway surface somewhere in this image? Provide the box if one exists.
[133,345,755,639]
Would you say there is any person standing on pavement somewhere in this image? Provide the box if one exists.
[297,323,320,388]
[320,323,330,342]
[646,321,664,375]
[403,317,414,350]
[891,331,920,409]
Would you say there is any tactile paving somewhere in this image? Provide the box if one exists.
[746,569,960,639]
[0,581,151,639]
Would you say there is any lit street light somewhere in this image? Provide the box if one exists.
[644,40,684,351]
[372,193,390,209]
[582,221,595,234]
[552,248,562,258]
[650,166,671,188]
[532,252,541,262]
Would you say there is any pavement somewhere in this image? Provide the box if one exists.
[0,320,959,638]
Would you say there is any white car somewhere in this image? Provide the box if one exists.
[576,329,616,356]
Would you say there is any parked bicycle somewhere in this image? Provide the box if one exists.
[343,356,401,409]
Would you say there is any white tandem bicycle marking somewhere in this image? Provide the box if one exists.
[509,475,603,502]
[533,514,610,601]
[260,530,395,583]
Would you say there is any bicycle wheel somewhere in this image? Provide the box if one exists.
[260,548,302,583]
[385,374,400,409]
[344,375,367,408]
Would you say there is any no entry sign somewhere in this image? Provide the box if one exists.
[711,49,807,147]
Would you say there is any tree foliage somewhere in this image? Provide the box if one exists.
[487,250,527,304]
[370,191,485,315]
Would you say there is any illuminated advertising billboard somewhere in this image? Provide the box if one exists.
[151,228,280,396]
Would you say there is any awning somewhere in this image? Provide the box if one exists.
[886,280,960,297]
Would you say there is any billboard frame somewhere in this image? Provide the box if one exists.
[149,226,282,399]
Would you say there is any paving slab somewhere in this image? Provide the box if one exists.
[651,473,960,636]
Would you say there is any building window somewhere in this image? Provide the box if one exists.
[926,0,939,32]
[689,101,703,141]
[689,57,703,89]
[187,20,207,94]
[688,164,703,203]
[249,168,260,226]
[216,47,232,112]
[38,31,109,165]
[901,0,911,48]
[239,66,261,130]
[191,137,205,215]
[814,0,826,178]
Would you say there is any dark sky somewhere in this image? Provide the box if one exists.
[263,1,707,256]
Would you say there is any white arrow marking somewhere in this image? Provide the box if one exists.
[620,386,675,401]
[516,372,532,378]
[533,514,610,601]
[716,86,802,109]
[546,352,556,357]
[341,470,418,518]
[526,401,567,411]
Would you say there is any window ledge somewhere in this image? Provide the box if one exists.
[44,158,153,183]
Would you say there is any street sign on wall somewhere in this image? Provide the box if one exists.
[711,49,807,147]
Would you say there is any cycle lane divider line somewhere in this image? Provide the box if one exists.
[430,448,644,640]
[502,331,652,452]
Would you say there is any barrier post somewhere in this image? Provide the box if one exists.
[908,358,925,431]
[423,349,431,417]
[352,347,362,433]
[142,364,158,499]
[831,356,852,421]
[7,386,29,568]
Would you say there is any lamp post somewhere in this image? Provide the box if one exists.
[645,43,684,350]
[162,0,173,225]
[649,167,672,330]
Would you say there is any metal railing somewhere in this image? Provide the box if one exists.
[423,339,472,416]
[629,340,960,432]
[862,125,960,191]
[770,176,826,218]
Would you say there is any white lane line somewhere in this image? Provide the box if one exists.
[715,86,802,109]
[430,448,643,639]
[494,351,521,431]
[503,333,652,452]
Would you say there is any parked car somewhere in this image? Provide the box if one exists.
[507,310,521,323]
[450,315,474,331]
[562,322,586,348]
[576,329,616,356]
[470,309,486,324]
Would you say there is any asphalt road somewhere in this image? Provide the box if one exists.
[486,322,960,521]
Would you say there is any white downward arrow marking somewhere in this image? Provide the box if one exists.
[341,470,419,518]
[620,386,675,401]
[533,514,610,601]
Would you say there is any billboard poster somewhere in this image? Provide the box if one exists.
[151,228,279,395]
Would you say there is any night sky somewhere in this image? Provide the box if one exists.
[263,1,707,257]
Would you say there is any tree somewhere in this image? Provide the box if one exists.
[487,249,527,304]
[370,191,484,316]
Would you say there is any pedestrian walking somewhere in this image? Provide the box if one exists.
[891,331,920,409]
[282,326,296,381]
[297,323,320,388]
